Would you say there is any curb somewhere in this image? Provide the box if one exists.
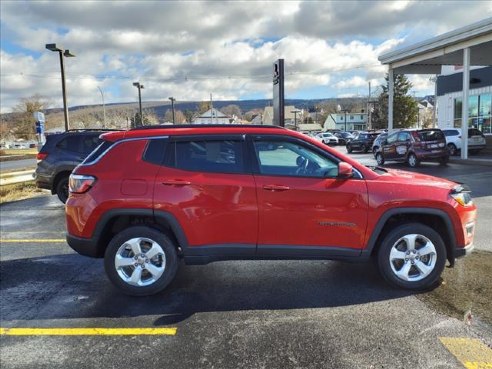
[449,158,492,167]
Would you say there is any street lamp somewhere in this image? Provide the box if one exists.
[169,97,176,124]
[46,43,75,132]
[133,82,144,126]
[97,86,106,128]
[291,109,301,130]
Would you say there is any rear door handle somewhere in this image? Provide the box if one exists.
[263,185,290,191]
[162,180,191,186]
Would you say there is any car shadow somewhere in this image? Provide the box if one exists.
[1,254,413,325]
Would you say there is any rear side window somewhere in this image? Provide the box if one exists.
[83,140,113,164]
[469,129,483,136]
[415,130,444,141]
[171,139,245,174]
[56,136,83,153]
[444,130,459,137]
[143,138,168,165]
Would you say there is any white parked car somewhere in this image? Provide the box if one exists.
[442,128,486,155]
[314,132,339,145]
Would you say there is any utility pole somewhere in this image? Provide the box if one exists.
[367,81,372,130]
[210,93,214,124]
[169,97,176,124]
[133,82,144,126]
[97,86,106,128]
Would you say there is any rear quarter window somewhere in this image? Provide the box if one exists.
[83,140,113,164]
[416,130,445,141]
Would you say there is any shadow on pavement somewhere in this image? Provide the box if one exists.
[0,253,412,325]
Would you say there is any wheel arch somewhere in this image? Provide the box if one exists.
[89,209,189,258]
[363,208,457,266]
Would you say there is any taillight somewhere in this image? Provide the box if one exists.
[37,152,48,162]
[69,174,96,194]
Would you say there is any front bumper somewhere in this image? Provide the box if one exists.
[454,242,474,258]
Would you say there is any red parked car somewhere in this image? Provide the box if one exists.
[66,125,476,295]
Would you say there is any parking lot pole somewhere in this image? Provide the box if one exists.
[461,48,470,160]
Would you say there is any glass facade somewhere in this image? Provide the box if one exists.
[454,94,492,134]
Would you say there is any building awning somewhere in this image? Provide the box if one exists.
[379,18,492,74]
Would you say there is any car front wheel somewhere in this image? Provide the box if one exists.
[104,226,179,296]
[377,223,446,290]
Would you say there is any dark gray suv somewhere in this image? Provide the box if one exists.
[35,129,116,203]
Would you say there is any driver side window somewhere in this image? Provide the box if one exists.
[253,139,338,178]
[386,132,398,144]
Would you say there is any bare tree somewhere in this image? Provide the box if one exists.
[220,104,242,118]
[10,95,52,139]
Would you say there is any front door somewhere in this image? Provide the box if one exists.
[250,136,368,257]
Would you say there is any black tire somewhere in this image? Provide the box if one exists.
[447,143,457,156]
[363,144,369,153]
[376,152,384,166]
[55,176,69,203]
[439,155,449,166]
[407,153,419,167]
[377,223,446,291]
[372,146,378,157]
[346,144,352,153]
[469,149,480,155]
[104,226,179,296]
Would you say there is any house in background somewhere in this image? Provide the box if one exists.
[324,112,367,131]
[262,106,305,127]
[193,108,231,124]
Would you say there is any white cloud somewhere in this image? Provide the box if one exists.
[1,1,491,113]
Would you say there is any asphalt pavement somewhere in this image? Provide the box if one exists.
[1,157,492,369]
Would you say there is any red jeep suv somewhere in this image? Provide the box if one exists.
[66,125,476,296]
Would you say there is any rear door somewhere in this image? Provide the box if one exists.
[153,135,258,253]
[394,131,412,160]
[250,135,368,256]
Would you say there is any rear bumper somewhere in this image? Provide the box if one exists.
[66,234,100,258]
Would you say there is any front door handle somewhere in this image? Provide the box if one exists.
[263,185,290,191]
[162,180,191,186]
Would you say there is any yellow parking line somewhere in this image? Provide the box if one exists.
[440,337,492,369]
[0,239,66,243]
[0,327,177,336]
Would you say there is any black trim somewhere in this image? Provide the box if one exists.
[361,207,457,262]
[454,243,474,258]
[183,244,366,265]
[437,66,492,96]
[66,234,100,257]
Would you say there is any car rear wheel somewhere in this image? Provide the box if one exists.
[104,226,178,296]
[439,155,449,166]
[407,153,419,167]
[375,152,384,166]
[55,176,69,203]
[377,223,446,291]
[447,143,457,156]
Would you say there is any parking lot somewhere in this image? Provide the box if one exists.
[1,152,492,369]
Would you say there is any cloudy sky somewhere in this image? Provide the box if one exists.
[1,1,491,113]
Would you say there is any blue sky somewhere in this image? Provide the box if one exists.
[1,1,491,113]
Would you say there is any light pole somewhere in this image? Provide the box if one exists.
[291,110,301,130]
[46,43,75,132]
[133,82,144,126]
[97,86,106,128]
[169,97,176,124]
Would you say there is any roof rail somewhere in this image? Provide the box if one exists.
[66,128,124,132]
[130,124,285,131]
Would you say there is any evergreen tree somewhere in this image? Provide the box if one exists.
[372,74,418,129]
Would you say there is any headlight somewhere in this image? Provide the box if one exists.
[450,185,473,206]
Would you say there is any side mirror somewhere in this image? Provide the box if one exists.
[338,162,353,179]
